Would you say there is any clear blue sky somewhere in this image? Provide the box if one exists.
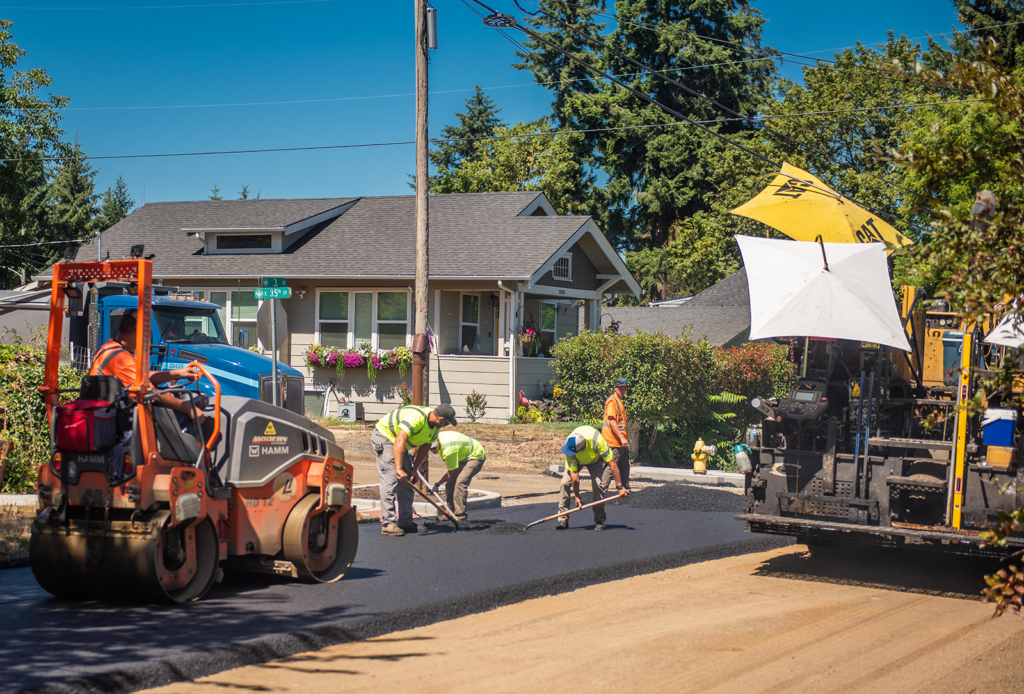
[4,0,963,205]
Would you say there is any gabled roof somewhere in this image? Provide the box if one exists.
[603,269,751,347]
[58,192,628,282]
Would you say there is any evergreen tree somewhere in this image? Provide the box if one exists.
[430,86,505,176]
[952,0,1024,68]
[45,138,97,243]
[94,175,134,231]
[209,184,223,200]
[515,0,778,299]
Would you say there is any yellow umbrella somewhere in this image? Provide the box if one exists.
[730,162,913,254]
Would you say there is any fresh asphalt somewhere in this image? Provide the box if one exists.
[0,491,789,694]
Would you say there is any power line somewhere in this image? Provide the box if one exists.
[0,0,338,9]
[0,98,984,163]
[0,236,92,249]
[794,19,1024,56]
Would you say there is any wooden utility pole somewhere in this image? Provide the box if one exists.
[411,0,430,406]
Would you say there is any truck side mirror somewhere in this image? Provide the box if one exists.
[238,329,249,350]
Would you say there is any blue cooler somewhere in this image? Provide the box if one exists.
[982,408,1017,447]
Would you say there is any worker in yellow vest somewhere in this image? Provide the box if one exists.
[372,403,458,536]
[559,425,629,531]
[429,431,486,520]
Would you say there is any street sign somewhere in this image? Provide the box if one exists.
[257,300,287,350]
[260,277,287,289]
[255,287,291,300]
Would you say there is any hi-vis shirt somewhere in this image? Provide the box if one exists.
[375,406,440,450]
[435,431,486,471]
[564,425,613,472]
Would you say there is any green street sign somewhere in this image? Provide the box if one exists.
[255,287,291,300]
[260,277,287,288]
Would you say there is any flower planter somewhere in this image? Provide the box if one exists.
[305,344,412,384]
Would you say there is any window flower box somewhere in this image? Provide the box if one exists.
[305,342,412,384]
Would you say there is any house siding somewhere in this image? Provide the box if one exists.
[431,355,511,422]
[533,242,599,290]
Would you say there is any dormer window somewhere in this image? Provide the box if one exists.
[217,234,272,250]
[552,254,572,281]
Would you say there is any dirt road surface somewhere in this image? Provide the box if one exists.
[146,545,1024,694]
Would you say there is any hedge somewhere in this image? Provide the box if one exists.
[550,331,793,468]
[0,345,80,493]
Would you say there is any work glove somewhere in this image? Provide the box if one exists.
[430,482,441,495]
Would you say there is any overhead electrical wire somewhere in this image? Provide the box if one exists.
[0,0,339,9]
[0,98,984,164]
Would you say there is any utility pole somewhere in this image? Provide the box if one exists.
[411,0,432,406]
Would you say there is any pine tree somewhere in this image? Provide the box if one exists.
[953,0,1024,68]
[94,175,134,231]
[45,138,98,243]
[209,184,223,200]
[430,86,505,175]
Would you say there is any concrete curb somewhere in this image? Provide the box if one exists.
[350,484,502,518]
[548,465,746,488]
[0,494,38,507]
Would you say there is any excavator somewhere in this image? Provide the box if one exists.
[30,258,359,602]
[738,288,1024,557]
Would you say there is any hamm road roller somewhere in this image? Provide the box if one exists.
[31,258,358,602]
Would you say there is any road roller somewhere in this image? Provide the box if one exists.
[31,258,358,602]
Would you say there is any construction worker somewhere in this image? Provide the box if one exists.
[90,308,204,423]
[372,403,458,536]
[558,425,629,531]
[603,377,631,489]
[429,431,486,520]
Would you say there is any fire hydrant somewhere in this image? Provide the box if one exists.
[692,437,709,475]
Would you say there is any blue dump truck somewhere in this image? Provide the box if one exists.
[67,283,306,415]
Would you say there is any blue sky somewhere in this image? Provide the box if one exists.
[5,0,964,205]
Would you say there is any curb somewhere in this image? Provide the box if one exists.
[0,494,38,507]
[548,465,746,488]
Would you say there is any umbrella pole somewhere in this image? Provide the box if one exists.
[853,371,866,498]
[801,337,810,377]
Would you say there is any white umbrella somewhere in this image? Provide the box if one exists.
[736,235,912,352]
[985,313,1024,349]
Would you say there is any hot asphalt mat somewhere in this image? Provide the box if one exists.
[0,492,785,694]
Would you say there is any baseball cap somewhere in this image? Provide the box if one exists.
[434,403,458,427]
[614,378,630,387]
[562,433,585,457]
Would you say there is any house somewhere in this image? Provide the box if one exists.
[602,268,750,347]
[58,191,640,421]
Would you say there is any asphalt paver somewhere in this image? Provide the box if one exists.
[0,500,786,694]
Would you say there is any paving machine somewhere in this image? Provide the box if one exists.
[30,259,358,602]
[738,289,1024,556]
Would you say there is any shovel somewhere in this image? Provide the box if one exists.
[524,495,620,530]
[402,473,460,531]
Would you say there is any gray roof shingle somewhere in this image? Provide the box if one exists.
[63,192,591,280]
[603,269,751,347]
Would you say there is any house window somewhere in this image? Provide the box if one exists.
[318,291,349,348]
[540,302,556,355]
[377,291,408,350]
[216,234,272,250]
[461,293,479,352]
[316,289,410,351]
[230,290,258,348]
[552,254,572,281]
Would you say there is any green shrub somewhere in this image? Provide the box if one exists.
[551,332,793,466]
[0,346,80,493]
[465,389,487,422]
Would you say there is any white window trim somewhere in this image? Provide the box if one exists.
[177,287,264,350]
[313,287,412,351]
[552,253,572,282]
[459,292,480,352]
[315,289,350,350]
[540,300,558,342]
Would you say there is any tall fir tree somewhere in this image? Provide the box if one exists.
[209,184,223,200]
[952,0,1024,68]
[94,175,134,231]
[429,86,505,182]
[46,138,97,243]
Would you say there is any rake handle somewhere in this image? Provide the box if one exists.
[524,495,620,530]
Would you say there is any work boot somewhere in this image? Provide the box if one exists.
[381,523,405,536]
[556,519,568,530]
[454,513,468,521]
[397,519,420,534]
[594,522,607,531]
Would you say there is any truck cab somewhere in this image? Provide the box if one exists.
[70,285,305,415]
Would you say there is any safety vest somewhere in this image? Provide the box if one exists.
[435,431,486,471]
[564,425,612,472]
[375,405,439,450]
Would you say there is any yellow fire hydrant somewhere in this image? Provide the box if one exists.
[692,437,709,475]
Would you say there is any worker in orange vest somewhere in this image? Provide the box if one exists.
[602,377,630,489]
